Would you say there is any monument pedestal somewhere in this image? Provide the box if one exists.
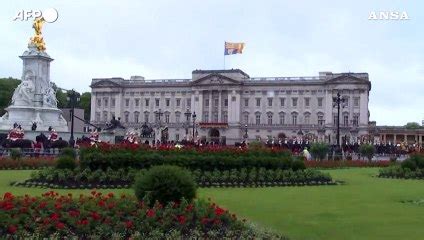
[0,44,68,131]
[0,106,68,131]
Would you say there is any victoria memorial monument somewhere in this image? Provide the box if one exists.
[0,17,68,131]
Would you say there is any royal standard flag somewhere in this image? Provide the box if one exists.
[224,42,245,55]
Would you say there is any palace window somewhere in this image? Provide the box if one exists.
[255,113,261,125]
[343,115,349,126]
[318,114,325,126]
[175,112,181,123]
[318,97,323,107]
[304,98,310,107]
[134,112,140,123]
[111,98,115,107]
[145,99,150,107]
[267,113,273,125]
[354,97,360,107]
[95,112,100,121]
[304,113,310,124]
[124,112,129,123]
[280,98,285,107]
[103,111,108,122]
[186,98,191,108]
[213,113,218,122]
[268,98,273,107]
[292,113,298,125]
[279,113,285,125]
[155,98,160,107]
[292,98,298,107]
[97,99,101,107]
[205,99,209,107]
[244,113,249,124]
[104,98,108,107]
[224,99,228,107]
[144,112,149,123]
[175,134,179,141]
[256,98,261,107]
[176,98,181,107]
[244,98,249,107]
[125,99,130,107]
[333,115,338,126]
[165,113,170,123]
[135,99,140,107]
[166,98,170,107]
[353,114,359,126]
[223,112,228,123]
[214,99,219,107]
[203,112,209,122]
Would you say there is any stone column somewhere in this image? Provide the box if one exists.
[90,93,96,121]
[218,90,222,122]
[393,134,397,144]
[208,91,212,123]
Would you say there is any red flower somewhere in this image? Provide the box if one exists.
[185,204,194,212]
[3,202,14,210]
[50,213,60,221]
[54,202,62,210]
[125,220,134,229]
[7,225,17,234]
[146,209,155,218]
[90,211,101,220]
[201,217,209,225]
[68,210,80,217]
[77,219,89,225]
[107,192,114,198]
[39,201,47,209]
[177,215,186,224]
[98,200,106,207]
[214,206,225,216]
[56,222,65,229]
[3,192,14,200]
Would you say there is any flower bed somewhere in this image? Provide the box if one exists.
[0,191,287,239]
[305,160,391,169]
[0,156,56,170]
[15,167,334,189]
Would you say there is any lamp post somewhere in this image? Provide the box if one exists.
[192,111,196,143]
[332,92,346,147]
[184,108,191,140]
[66,89,80,148]
[155,109,163,144]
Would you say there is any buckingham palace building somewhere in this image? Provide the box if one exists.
[90,69,371,145]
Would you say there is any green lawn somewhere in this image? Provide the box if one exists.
[1,168,423,240]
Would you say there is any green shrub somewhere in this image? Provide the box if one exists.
[134,165,197,205]
[59,147,77,159]
[10,148,22,160]
[56,156,76,170]
[408,154,424,169]
[401,159,417,171]
[291,159,306,171]
[359,144,375,162]
[309,143,329,161]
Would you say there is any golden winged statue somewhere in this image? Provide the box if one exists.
[29,17,46,51]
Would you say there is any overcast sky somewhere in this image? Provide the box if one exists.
[1,0,423,126]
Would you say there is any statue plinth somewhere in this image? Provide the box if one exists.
[0,45,68,131]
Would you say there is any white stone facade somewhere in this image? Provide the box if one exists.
[90,69,371,145]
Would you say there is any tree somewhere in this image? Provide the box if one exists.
[359,144,376,162]
[405,122,422,129]
[0,77,21,115]
[309,142,329,161]
[79,92,91,120]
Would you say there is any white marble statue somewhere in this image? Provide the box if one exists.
[11,71,35,106]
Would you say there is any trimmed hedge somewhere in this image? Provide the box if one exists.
[79,147,303,171]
